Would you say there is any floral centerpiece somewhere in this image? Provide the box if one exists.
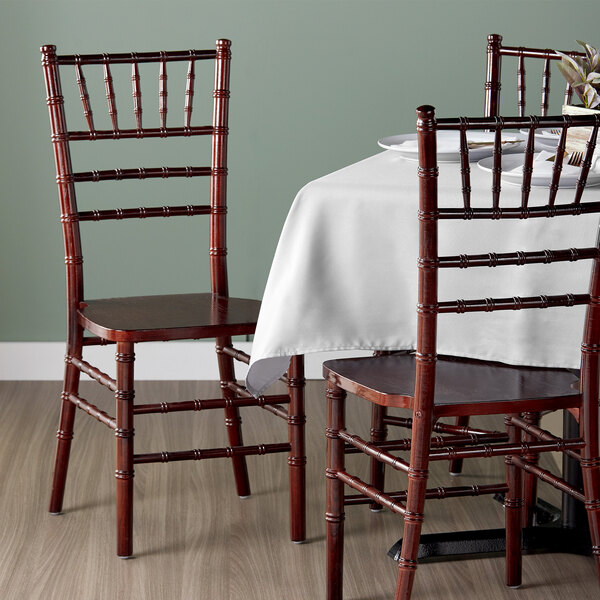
[555,41,600,154]
[556,41,600,109]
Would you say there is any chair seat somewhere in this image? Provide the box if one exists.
[323,353,581,416]
[78,293,261,342]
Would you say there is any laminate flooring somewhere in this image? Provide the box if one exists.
[0,380,596,600]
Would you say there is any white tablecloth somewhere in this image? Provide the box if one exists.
[246,150,599,396]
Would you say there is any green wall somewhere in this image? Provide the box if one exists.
[1,0,597,341]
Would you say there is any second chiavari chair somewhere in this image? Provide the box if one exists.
[41,40,306,559]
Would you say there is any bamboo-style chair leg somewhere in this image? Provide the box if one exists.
[580,380,600,581]
[216,337,251,498]
[582,459,600,582]
[521,411,541,526]
[369,404,387,511]
[48,339,82,515]
[448,415,469,475]
[394,402,434,600]
[505,414,523,588]
[115,341,135,558]
[326,382,346,600]
[287,355,307,543]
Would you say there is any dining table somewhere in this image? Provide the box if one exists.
[245,133,598,560]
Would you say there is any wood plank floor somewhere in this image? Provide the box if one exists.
[0,380,596,600]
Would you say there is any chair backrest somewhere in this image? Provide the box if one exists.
[414,105,600,412]
[485,33,585,117]
[41,40,232,327]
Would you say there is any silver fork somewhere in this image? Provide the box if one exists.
[568,151,584,166]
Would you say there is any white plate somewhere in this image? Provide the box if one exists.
[378,131,524,163]
[477,153,600,188]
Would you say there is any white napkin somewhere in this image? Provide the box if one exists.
[508,151,599,175]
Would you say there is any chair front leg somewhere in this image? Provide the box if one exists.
[505,414,523,588]
[580,367,600,582]
[115,341,135,558]
[326,381,346,600]
[287,355,306,543]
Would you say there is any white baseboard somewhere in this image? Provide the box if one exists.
[0,342,371,381]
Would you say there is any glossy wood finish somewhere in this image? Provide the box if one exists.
[41,41,305,557]
[78,294,261,342]
[324,353,580,416]
[323,107,600,599]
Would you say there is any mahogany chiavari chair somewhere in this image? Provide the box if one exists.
[324,106,600,599]
[481,32,589,519]
[41,40,305,558]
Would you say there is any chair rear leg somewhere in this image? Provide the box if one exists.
[115,342,135,558]
[216,338,250,498]
[287,355,306,542]
[580,376,600,582]
[581,457,600,582]
[48,344,82,514]
[369,404,387,511]
[505,414,523,588]
[326,382,346,600]
[449,415,469,475]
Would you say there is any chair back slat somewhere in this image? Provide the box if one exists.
[438,247,600,269]
[541,56,551,115]
[76,204,211,222]
[438,293,590,315]
[184,59,195,128]
[458,126,471,210]
[564,83,574,106]
[103,61,118,130]
[517,51,526,117]
[439,202,600,220]
[71,166,211,183]
[159,57,167,128]
[574,119,600,204]
[66,125,212,141]
[131,61,142,130]
[74,61,95,132]
[548,126,569,206]
[491,125,502,208]
[520,125,536,208]
[55,49,216,66]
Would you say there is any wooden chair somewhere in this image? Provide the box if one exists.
[324,106,600,599]
[484,33,584,118]
[41,40,305,559]
[481,32,589,518]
